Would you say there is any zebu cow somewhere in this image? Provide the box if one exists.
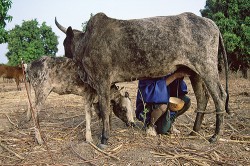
[25,56,134,144]
[0,64,24,90]
[56,12,229,148]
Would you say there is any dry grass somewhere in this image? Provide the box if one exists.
[0,75,249,166]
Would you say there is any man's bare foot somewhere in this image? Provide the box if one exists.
[146,125,157,136]
[171,125,181,134]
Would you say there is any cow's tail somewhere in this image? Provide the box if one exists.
[219,32,230,114]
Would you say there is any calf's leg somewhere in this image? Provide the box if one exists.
[32,86,51,144]
[85,103,93,142]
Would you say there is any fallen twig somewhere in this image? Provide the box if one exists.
[70,139,97,166]
[180,123,210,143]
[63,120,85,138]
[56,114,83,120]
[219,138,250,143]
[191,160,210,166]
[88,142,120,161]
[226,122,239,133]
[171,135,213,140]
[184,147,235,166]
[0,153,20,160]
[184,114,195,123]
[151,151,210,165]
[0,141,24,160]
[5,113,18,128]
[110,144,123,152]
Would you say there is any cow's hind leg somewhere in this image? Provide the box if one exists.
[189,73,209,135]
[202,74,227,143]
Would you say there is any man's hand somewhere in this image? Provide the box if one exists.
[166,70,191,85]
[174,71,190,79]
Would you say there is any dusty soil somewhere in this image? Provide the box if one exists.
[0,75,249,166]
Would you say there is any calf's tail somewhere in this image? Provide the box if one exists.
[219,32,230,114]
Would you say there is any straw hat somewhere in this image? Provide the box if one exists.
[169,97,185,111]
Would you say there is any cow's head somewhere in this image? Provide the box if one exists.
[63,27,74,59]
[55,18,83,59]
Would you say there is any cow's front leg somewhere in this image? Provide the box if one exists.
[98,88,111,149]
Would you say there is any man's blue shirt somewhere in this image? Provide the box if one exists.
[135,75,187,124]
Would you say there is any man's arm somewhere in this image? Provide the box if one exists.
[165,72,189,86]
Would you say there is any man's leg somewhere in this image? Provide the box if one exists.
[147,104,168,136]
[169,95,191,134]
[150,104,168,125]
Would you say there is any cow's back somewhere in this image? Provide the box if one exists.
[81,12,220,82]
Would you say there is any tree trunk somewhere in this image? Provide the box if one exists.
[242,68,248,79]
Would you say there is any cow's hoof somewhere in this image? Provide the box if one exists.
[35,137,44,145]
[26,115,31,122]
[227,112,234,117]
[131,122,136,127]
[209,135,218,143]
[35,129,44,145]
[98,143,108,150]
[126,122,136,127]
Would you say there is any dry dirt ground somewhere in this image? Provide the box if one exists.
[0,75,249,166]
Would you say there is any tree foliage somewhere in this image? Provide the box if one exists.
[0,0,12,43]
[200,0,250,77]
[81,13,94,32]
[6,19,58,66]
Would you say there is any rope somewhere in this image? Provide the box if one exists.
[195,110,226,115]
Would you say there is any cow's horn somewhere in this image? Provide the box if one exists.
[55,17,67,34]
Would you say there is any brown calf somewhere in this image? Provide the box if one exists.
[0,64,24,90]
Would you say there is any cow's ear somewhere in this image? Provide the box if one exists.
[66,26,74,39]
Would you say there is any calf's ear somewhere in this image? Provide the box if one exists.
[111,84,119,90]
[119,86,124,91]
[66,26,74,39]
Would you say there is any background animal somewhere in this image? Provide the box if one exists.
[0,64,24,90]
[56,12,229,147]
[25,56,134,144]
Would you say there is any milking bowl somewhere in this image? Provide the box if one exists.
[169,97,185,111]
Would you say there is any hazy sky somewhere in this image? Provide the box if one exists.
[0,0,206,64]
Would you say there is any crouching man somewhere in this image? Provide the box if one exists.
[135,71,191,135]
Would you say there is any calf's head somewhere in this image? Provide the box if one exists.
[111,88,135,127]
